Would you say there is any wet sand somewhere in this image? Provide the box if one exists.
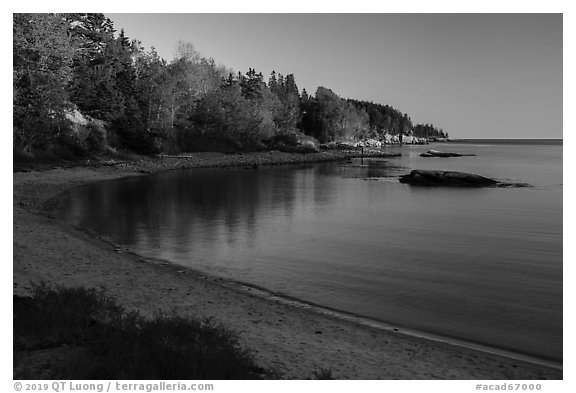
[13,152,562,379]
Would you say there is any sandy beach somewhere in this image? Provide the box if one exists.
[13,151,562,379]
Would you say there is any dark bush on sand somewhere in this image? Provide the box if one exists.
[14,284,268,379]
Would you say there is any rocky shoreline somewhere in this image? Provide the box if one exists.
[13,151,562,379]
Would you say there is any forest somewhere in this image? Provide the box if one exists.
[13,13,448,159]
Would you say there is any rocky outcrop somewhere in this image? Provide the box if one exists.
[399,170,498,187]
[420,150,475,158]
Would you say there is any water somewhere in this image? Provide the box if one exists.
[55,141,563,362]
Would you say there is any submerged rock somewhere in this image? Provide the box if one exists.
[399,170,498,187]
[420,150,475,158]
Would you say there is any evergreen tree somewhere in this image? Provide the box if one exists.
[66,13,124,121]
[284,74,299,97]
[240,68,265,100]
[13,13,76,152]
[268,70,279,93]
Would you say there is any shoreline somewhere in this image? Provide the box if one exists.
[92,237,564,371]
[13,150,563,379]
[50,219,563,371]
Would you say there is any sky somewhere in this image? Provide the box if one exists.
[104,14,560,138]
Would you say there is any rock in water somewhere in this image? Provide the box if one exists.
[399,170,498,187]
[420,150,475,158]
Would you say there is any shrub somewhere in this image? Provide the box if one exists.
[266,133,299,149]
[297,139,320,153]
[14,283,123,348]
[311,368,334,379]
[85,121,108,153]
[14,284,269,379]
[52,132,89,159]
[266,133,319,153]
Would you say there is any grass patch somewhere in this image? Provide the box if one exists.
[14,283,270,379]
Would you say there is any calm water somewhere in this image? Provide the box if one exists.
[55,141,563,361]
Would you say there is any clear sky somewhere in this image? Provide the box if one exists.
[106,13,562,139]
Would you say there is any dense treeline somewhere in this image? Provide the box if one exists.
[412,123,447,139]
[13,13,447,158]
[346,100,446,140]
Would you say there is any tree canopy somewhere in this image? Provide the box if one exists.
[13,13,448,158]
